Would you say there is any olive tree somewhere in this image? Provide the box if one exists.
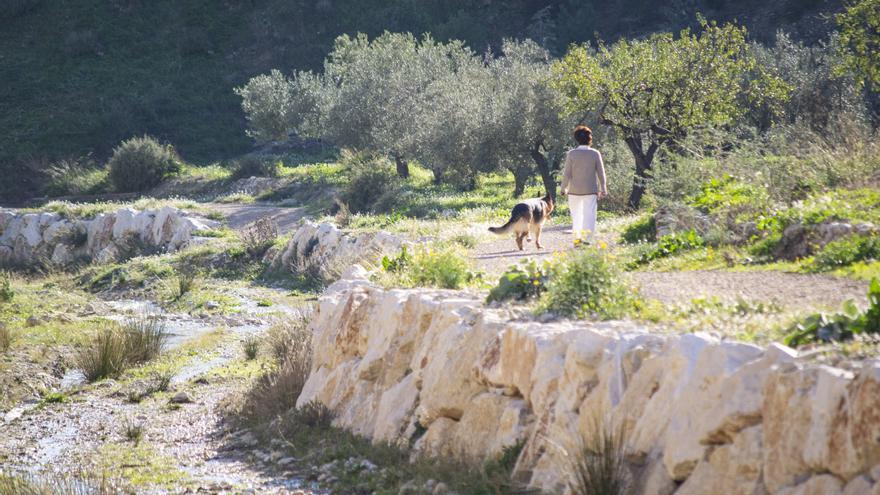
[321,32,476,178]
[552,20,790,209]
[234,69,326,143]
[485,39,574,199]
[837,0,880,88]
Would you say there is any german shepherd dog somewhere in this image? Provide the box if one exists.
[488,193,554,250]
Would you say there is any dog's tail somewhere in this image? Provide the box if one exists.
[489,216,517,235]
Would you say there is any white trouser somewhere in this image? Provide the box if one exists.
[569,194,598,240]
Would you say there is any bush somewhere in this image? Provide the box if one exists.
[539,248,636,320]
[0,272,13,303]
[813,234,880,270]
[107,136,181,192]
[487,260,550,303]
[619,214,656,244]
[242,335,260,360]
[627,230,705,269]
[784,278,880,346]
[382,246,477,290]
[339,153,401,214]
[230,156,281,180]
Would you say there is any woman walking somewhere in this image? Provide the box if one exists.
[561,125,607,244]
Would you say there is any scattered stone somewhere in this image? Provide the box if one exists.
[205,301,220,310]
[25,316,42,327]
[432,481,449,495]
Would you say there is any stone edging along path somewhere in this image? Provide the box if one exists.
[298,270,880,494]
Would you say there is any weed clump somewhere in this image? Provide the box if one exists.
[784,278,880,346]
[0,470,125,495]
[76,316,169,382]
[230,156,281,180]
[242,335,260,360]
[0,272,14,303]
[565,414,630,495]
[487,260,549,303]
[240,217,278,259]
[107,135,181,192]
[380,246,479,290]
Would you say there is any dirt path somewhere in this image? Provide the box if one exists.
[206,203,309,233]
[471,222,871,310]
[0,288,315,494]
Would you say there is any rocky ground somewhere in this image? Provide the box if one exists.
[0,286,317,494]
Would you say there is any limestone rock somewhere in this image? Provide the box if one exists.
[676,425,765,495]
[777,474,843,495]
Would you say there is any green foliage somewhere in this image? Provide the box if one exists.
[42,155,110,197]
[339,153,402,213]
[107,136,181,192]
[628,230,705,268]
[552,19,790,207]
[382,246,477,290]
[487,260,550,303]
[784,278,880,346]
[837,0,880,87]
[230,156,281,180]
[688,175,769,216]
[813,235,880,271]
[239,217,279,259]
[123,420,144,446]
[39,392,69,406]
[779,188,880,228]
[539,248,636,320]
[0,272,13,303]
[619,215,656,244]
[0,325,10,353]
[235,69,325,143]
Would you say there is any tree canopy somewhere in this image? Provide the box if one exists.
[552,20,791,208]
[837,0,880,88]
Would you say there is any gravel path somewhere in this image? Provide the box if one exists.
[471,221,870,310]
[207,203,308,233]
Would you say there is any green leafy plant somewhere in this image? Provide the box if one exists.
[628,230,705,269]
[487,260,550,303]
[539,248,637,320]
[0,272,13,303]
[242,335,260,360]
[107,135,181,192]
[784,278,880,346]
[813,234,880,270]
[383,246,478,290]
[619,214,656,244]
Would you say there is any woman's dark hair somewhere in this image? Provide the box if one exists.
[573,125,593,146]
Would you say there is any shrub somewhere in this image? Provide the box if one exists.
[487,260,550,303]
[813,234,880,270]
[784,278,880,346]
[619,214,656,244]
[339,153,401,214]
[167,264,199,301]
[566,413,630,495]
[539,248,636,320]
[627,230,705,269]
[123,419,144,445]
[382,246,477,290]
[240,217,278,259]
[230,156,281,180]
[267,309,314,361]
[107,136,181,192]
[0,272,13,303]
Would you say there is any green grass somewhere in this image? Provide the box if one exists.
[97,443,188,489]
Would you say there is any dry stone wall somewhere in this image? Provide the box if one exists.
[300,274,880,494]
[0,206,218,267]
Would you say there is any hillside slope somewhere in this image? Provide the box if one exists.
[0,0,844,200]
